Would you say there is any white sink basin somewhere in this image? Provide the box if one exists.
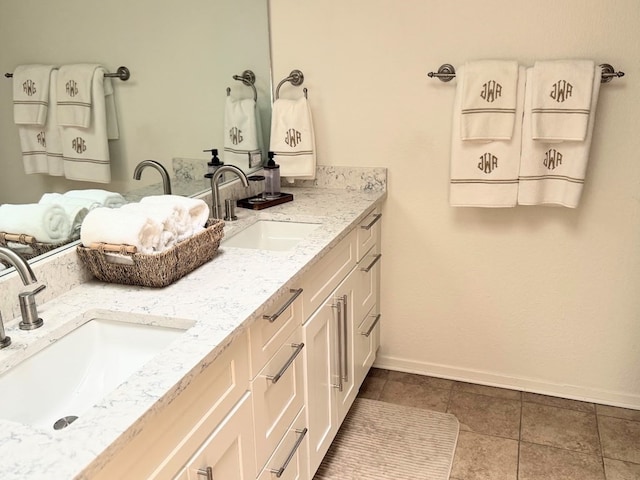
[224,220,320,251]
[0,318,187,430]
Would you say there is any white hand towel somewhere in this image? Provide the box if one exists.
[269,96,316,180]
[450,65,526,207]
[531,60,595,141]
[13,64,55,125]
[460,60,519,141]
[46,69,64,176]
[223,96,263,168]
[17,125,49,175]
[60,67,118,183]
[140,195,209,241]
[0,203,72,243]
[80,207,162,254]
[39,193,99,234]
[57,64,98,128]
[121,202,179,251]
[63,189,126,208]
[518,66,601,207]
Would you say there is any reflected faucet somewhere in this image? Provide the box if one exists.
[0,247,45,331]
[210,165,249,220]
[133,160,172,194]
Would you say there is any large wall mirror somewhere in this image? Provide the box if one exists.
[0,0,272,275]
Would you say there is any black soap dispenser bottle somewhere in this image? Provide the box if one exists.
[264,151,281,199]
[203,148,223,178]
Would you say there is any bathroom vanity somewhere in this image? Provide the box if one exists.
[0,175,385,480]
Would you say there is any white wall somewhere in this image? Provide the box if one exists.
[269,0,640,408]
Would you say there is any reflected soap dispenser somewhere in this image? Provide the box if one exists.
[264,151,281,199]
[203,148,223,179]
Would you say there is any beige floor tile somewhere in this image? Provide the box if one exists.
[378,380,450,412]
[523,392,595,413]
[367,367,390,379]
[599,416,640,464]
[452,382,522,400]
[603,458,640,480]
[447,390,521,439]
[597,404,640,422]
[386,370,455,390]
[357,376,385,400]
[450,430,518,480]
[521,402,600,454]
[518,442,605,480]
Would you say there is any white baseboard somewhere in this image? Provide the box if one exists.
[375,354,640,410]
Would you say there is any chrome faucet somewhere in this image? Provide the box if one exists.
[209,165,249,219]
[0,247,45,331]
[133,160,172,194]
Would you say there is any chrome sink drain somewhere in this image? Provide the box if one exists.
[53,415,78,430]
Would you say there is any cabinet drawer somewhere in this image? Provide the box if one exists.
[302,228,357,320]
[249,286,303,378]
[354,242,381,324]
[354,304,381,389]
[356,207,381,262]
[252,326,305,472]
[257,407,309,480]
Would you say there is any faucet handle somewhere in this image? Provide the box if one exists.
[18,284,46,330]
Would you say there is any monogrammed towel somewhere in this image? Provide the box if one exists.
[450,65,526,207]
[57,64,100,128]
[223,96,263,169]
[518,66,601,207]
[460,60,520,141]
[531,60,595,141]
[269,96,316,180]
[13,64,55,125]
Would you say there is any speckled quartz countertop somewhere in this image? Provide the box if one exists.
[0,179,386,480]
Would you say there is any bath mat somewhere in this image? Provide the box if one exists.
[314,398,459,480]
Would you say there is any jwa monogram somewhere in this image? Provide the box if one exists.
[480,80,502,103]
[550,80,573,102]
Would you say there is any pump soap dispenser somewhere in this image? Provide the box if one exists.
[203,148,223,178]
[264,151,281,199]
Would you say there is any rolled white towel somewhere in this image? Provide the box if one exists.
[140,195,209,241]
[121,202,179,251]
[80,207,162,254]
[39,193,99,234]
[0,203,72,243]
[64,189,125,208]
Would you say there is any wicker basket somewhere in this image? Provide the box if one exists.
[0,232,79,267]
[76,219,225,288]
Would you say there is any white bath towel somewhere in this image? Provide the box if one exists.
[80,207,162,254]
[139,195,209,241]
[531,60,595,142]
[63,189,126,208]
[39,193,99,234]
[460,60,520,141]
[269,96,316,180]
[0,203,72,243]
[60,67,119,183]
[13,64,55,125]
[518,66,601,207]
[223,96,263,168]
[450,65,526,207]
[121,202,179,251]
[46,69,64,176]
[57,64,99,128]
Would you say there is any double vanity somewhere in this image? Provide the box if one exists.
[0,171,386,480]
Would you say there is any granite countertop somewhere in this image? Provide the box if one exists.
[0,186,386,480]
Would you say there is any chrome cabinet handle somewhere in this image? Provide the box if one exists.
[269,428,308,478]
[361,313,382,338]
[263,288,303,323]
[266,343,304,384]
[360,212,382,230]
[340,294,348,383]
[331,299,344,391]
[197,466,213,480]
[360,253,382,273]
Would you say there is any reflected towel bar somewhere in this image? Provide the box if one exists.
[427,63,625,83]
[5,66,131,81]
[227,69,257,101]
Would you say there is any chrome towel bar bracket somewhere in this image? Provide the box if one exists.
[275,69,308,99]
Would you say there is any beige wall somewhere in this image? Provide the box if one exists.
[270,0,640,407]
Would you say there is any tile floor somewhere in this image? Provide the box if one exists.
[358,368,640,480]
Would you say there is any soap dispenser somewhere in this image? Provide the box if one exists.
[264,151,281,199]
[203,148,223,178]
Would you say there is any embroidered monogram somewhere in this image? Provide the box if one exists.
[543,149,563,170]
[229,127,244,145]
[22,79,37,96]
[285,128,302,148]
[480,80,502,102]
[37,131,46,147]
[66,80,79,97]
[72,137,87,154]
[550,80,573,102]
[477,152,499,174]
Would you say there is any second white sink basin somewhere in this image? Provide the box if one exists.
[0,318,187,430]
[224,220,320,251]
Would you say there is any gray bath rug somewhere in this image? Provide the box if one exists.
[314,398,459,480]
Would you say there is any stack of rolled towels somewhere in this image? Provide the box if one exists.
[80,195,210,254]
[0,189,125,244]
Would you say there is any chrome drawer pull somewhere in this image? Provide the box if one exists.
[263,288,303,323]
[361,313,382,338]
[269,428,308,478]
[266,343,305,384]
[360,212,382,230]
[197,466,213,480]
[360,253,382,273]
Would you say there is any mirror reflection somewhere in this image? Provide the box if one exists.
[0,0,272,272]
